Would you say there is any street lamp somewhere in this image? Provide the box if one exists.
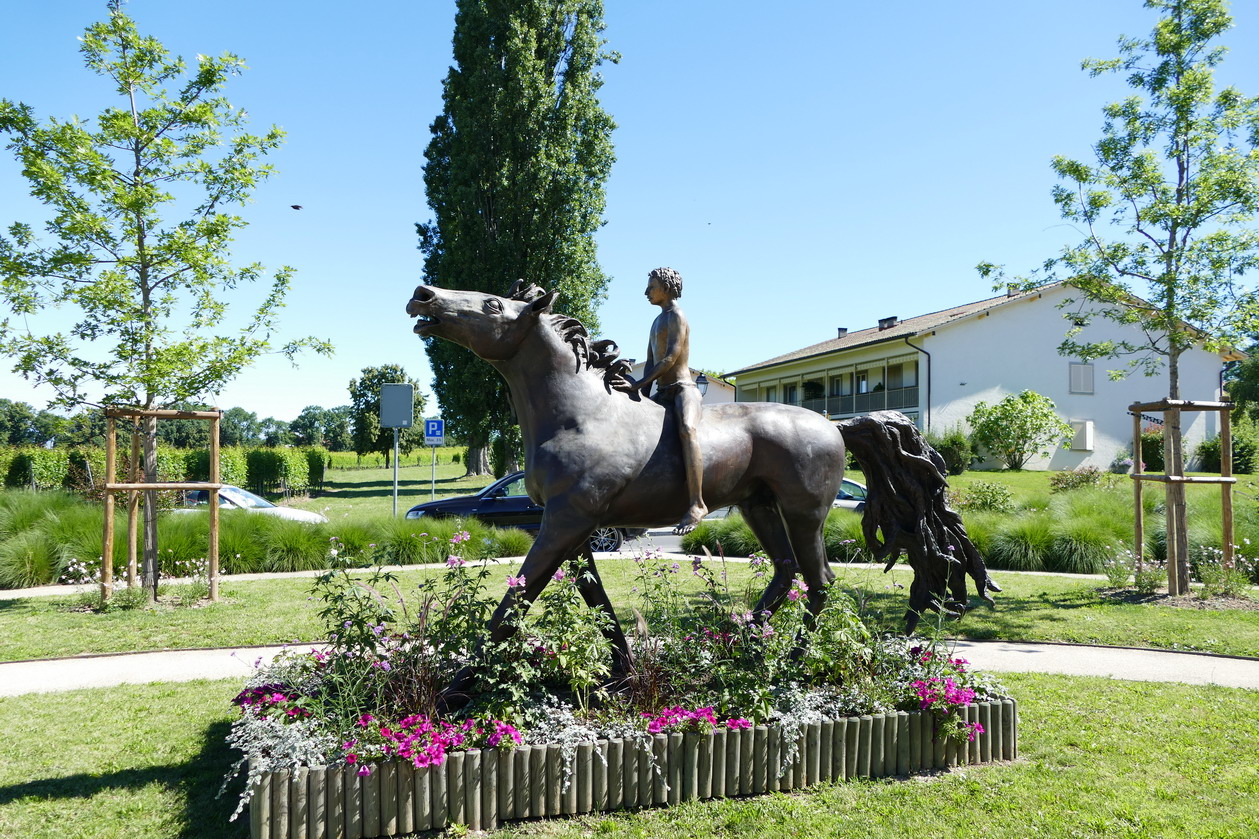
[695,372,709,396]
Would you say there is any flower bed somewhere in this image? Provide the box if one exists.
[225,536,1016,836]
[249,700,1018,837]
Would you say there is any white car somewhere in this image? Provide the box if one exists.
[182,485,328,524]
[833,479,868,511]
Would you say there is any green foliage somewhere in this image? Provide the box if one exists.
[1141,428,1166,472]
[950,480,1016,512]
[182,445,248,486]
[304,447,328,490]
[968,390,1073,470]
[4,446,70,490]
[417,0,616,462]
[245,447,310,494]
[0,2,331,412]
[988,517,1053,572]
[0,529,61,587]
[1048,466,1102,492]
[978,0,1259,396]
[925,426,972,475]
[347,365,425,466]
[1195,415,1259,473]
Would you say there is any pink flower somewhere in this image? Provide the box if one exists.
[506,574,527,588]
[725,718,752,730]
[446,555,466,568]
[552,568,566,582]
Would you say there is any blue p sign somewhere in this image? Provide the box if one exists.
[424,418,444,446]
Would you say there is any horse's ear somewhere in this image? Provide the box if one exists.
[529,290,558,315]
[508,279,526,298]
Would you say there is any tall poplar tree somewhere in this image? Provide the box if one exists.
[0,2,329,597]
[980,0,1259,592]
[417,0,616,475]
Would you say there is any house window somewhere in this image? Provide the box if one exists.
[784,384,798,405]
[763,385,776,403]
[1070,420,1095,451]
[1069,363,1095,394]
[856,372,868,394]
[829,373,850,398]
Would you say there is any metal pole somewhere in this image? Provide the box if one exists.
[431,444,437,501]
[393,427,400,517]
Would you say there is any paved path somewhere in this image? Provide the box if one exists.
[2,639,1256,698]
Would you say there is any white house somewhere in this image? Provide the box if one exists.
[723,283,1239,470]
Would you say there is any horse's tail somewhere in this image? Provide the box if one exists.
[838,410,1000,633]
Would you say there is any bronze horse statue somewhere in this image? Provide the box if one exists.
[407,281,999,697]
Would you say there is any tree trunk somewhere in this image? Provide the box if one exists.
[463,443,491,476]
[1165,351,1190,595]
[141,411,160,602]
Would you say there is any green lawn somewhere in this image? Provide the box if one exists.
[2,559,1257,661]
[0,673,1255,838]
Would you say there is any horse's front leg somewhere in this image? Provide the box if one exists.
[438,518,591,711]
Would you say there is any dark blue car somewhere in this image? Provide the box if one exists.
[404,471,643,552]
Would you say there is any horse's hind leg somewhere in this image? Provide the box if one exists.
[781,507,836,620]
[740,499,798,619]
[572,549,633,675]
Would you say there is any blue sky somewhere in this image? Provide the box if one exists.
[2,0,1258,422]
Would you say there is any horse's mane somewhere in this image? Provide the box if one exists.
[509,280,637,396]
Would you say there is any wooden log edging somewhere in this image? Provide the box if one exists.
[248,700,1018,838]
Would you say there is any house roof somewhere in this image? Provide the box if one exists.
[725,285,1055,377]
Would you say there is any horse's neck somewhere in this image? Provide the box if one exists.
[493,324,609,451]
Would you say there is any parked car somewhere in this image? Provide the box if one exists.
[181,485,328,524]
[833,479,868,511]
[404,471,644,552]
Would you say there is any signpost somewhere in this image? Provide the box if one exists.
[424,418,444,500]
[379,384,415,516]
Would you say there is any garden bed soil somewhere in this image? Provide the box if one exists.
[1098,588,1259,612]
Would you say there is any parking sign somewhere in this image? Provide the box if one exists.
[424,418,444,446]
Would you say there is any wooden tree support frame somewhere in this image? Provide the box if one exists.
[101,407,223,602]
[1129,399,1235,596]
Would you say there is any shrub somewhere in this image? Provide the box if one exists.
[262,518,331,572]
[968,390,1073,470]
[1140,428,1165,472]
[987,516,1052,571]
[925,426,972,475]
[1048,466,1102,492]
[951,481,1016,512]
[0,529,62,588]
[304,447,328,491]
[184,446,248,486]
[246,447,311,494]
[5,447,70,490]
[1047,518,1110,574]
[1195,416,1259,474]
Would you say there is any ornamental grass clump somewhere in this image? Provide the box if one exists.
[223,536,1011,820]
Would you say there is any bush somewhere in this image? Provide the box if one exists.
[1048,466,1102,492]
[987,517,1052,571]
[246,447,311,494]
[184,446,248,486]
[925,427,972,476]
[968,390,1073,469]
[1195,416,1259,474]
[1047,518,1111,574]
[5,447,70,490]
[1140,428,1165,472]
[0,529,62,588]
[304,447,328,491]
[951,481,1016,512]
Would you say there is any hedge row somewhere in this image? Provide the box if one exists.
[0,490,535,588]
[2,445,328,496]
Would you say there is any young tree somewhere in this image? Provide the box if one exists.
[417,0,616,475]
[347,365,426,466]
[968,390,1074,470]
[978,0,1259,591]
[0,3,330,597]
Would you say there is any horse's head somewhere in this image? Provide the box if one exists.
[406,281,558,361]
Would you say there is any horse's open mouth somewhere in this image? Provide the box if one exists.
[411,315,439,334]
